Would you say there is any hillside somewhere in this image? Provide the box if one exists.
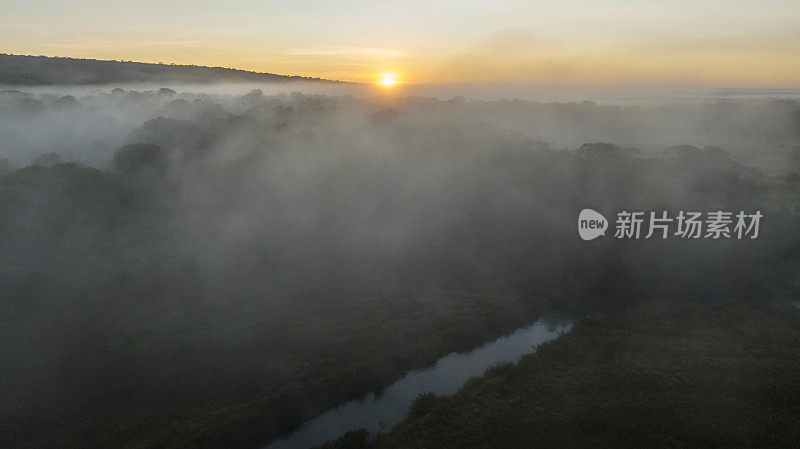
[0,54,341,85]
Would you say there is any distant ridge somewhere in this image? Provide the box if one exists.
[0,54,345,85]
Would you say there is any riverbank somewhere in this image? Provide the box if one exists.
[268,318,570,449]
[339,301,800,449]
[5,290,552,449]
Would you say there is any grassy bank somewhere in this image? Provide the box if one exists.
[5,289,550,448]
[346,301,800,449]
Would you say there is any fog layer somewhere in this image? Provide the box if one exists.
[1,86,799,448]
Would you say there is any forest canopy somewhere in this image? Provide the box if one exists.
[2,86,799,448]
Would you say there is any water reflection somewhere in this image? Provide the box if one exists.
[266,318,571,449]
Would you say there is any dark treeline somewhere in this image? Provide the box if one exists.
[0,54,342,85]
[1,88,800,448]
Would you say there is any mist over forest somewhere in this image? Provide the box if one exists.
[2,85,800,448]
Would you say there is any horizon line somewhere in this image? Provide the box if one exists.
[2,52,800,90]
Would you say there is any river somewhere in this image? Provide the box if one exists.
[265,317,572,449]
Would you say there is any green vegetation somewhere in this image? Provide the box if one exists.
[4,282,549,449]
[2,89,800,449]
[365,302,800,449]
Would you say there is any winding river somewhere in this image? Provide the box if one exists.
[265,317,572,449]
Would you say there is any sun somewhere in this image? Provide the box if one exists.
[378,73,398,87]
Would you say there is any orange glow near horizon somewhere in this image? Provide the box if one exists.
[2,1,800,87]
[378,73,399,87]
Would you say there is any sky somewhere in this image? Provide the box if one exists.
[2,0,799,86]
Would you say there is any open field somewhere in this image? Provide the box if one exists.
[365,301,800,449]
